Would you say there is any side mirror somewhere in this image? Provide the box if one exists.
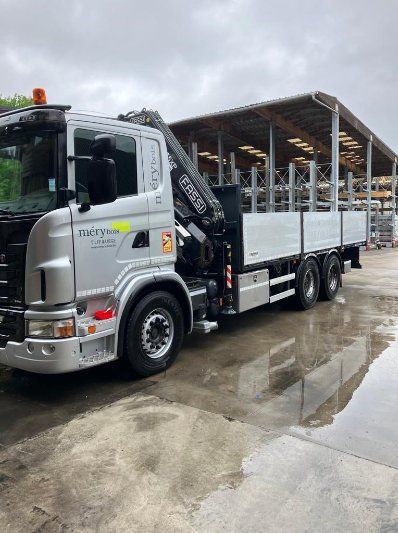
[76,133,117,210]
[90,133,116,159]
[87,158,117,205]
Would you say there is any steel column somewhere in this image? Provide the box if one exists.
[264,156,269,209]
[366,139,372,244]
[203,172,209,185]
[347,171,353,211]
[230,152,236,184]
[331,107,339,211]
[344,167,348,190]
[251,166,257,213]
[217,131,224,185]
[191,141,198,169]
[187,133,193,160]
[309,161,317,211]
[268,122,275,212]
[288,162,295,212]
[392,161,397,242]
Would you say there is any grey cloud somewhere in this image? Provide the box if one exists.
[1,0,398,148]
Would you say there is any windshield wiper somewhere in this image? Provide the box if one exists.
[0,209,14,216]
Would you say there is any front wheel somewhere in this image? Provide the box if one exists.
[124,291,184,377]
[294,258,320,310]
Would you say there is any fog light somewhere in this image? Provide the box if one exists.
[42,344,55,356]
[27,342,34,354]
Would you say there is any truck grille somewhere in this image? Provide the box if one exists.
[0,307,25,348]
[0,244,27,305]
[0,215,42,348]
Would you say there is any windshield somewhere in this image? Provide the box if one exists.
[0,130,57,214]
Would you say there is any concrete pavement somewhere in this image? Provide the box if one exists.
[1,249,398,531]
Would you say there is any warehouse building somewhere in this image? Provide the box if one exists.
[170,91,398,246]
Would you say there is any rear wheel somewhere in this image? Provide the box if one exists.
[124,291,184,377]
[320,255,341,300]
[295,258,320,310]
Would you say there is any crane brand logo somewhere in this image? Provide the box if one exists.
[179,175,206,214]
[129,114,147,125]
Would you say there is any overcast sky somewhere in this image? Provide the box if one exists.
[1,0,397,148]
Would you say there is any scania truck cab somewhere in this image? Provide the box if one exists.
[0,91,366,376]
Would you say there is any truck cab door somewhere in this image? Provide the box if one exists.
[141,132,176,268]
[67,121,149,300]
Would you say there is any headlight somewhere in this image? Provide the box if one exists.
[27,318,75,338]
[27,320,53,337]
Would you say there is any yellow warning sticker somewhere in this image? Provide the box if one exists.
[162,231,172,253]
[111,221,131,233]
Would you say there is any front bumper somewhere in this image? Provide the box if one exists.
[0,336,81,374]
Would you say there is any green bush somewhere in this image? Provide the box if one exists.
[0,93,33,109]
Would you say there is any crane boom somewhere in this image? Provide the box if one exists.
[118,109,224,236]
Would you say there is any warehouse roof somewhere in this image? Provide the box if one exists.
[170,91,397,176]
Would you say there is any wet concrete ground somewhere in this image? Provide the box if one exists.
[1,249,398,531]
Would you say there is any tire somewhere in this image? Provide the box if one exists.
[295,258,320,310]
[319,254,341,301]
[123,291,184,377]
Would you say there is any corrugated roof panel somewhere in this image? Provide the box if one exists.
[170,91,397,175]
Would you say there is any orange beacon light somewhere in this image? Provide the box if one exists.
[32,87,47,105]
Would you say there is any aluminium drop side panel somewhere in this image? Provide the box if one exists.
[342,211,367,244]
[303,212,341,253]
[242,213,301,266]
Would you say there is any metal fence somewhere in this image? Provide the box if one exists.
[204,162,340,213]
[202,164,398,245]
[204,165,395,209]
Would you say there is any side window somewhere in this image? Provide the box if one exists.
[74,128,138,203]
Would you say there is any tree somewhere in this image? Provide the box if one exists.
[0,93,32,109]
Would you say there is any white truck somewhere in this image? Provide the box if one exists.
[0,91,366,376]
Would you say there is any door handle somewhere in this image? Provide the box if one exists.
[132,231,149,248]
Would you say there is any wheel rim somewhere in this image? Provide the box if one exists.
[304,269,316,299]
[141,308,174,359]
[328,264,339,292]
